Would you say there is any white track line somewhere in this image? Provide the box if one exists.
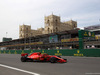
[0,64,40,75]
[85,73,100,74]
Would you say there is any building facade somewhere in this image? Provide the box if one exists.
[44,14,77,34]
[19,14,77,38]
[19,25,42,38]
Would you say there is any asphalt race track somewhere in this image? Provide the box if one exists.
[0,54,100,75]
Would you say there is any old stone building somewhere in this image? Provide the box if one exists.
[44,14,77,34]
[19,25,42,38]
[44,14,60,34]
[19,14,77,38]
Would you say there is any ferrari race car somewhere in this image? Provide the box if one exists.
[21,52,67,63]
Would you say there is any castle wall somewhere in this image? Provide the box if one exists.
[19,14,77,38]
[31,29,42,36]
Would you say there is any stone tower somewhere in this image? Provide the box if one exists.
[19,24,31,38]
[44,14,60,34]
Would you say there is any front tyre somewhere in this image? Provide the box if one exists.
[21,56,27,62]
[64,59,67,62]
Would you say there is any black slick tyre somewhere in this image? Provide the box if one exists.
[21,56,27,62]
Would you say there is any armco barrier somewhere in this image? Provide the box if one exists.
[0,49,100,57]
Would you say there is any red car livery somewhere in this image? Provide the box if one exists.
[21,52,67,63]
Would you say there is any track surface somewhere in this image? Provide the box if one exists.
[0,54,100,75]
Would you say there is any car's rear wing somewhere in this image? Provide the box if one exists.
[21,53,28,56]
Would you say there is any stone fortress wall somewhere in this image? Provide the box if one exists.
[19,14,77,38]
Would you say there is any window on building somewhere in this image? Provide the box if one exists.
[20,34,22,37]
[56,19,57,26]
[26,27,28,30]
[26,27,29,33]
[74,24,76,27]
[48,28,50,33]
[20,28,22,31]
[46,20,50,26]
[48,20,49,22]
[51,30,52,33]
[56,19,57,22]
[47,20,49,24]
[54,29,55,32]
[26,34,28,37]
[56,27,58,32]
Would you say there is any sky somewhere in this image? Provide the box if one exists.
[0,0,100,42]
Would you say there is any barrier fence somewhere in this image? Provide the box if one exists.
[0,49,100,57]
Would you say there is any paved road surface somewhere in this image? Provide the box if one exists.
[0,54,100,75]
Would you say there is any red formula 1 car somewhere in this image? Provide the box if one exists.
[21,52,67,63]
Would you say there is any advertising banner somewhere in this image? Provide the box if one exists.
[49,35,58,43]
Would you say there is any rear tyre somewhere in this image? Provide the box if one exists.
[21,56,27,62]
[50,57,57,63]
